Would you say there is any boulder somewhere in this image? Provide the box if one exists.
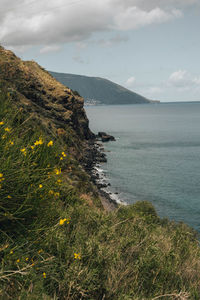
[97,132,116,142]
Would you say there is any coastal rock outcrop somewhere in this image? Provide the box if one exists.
[97,131,116,142]
[0,46,94,143]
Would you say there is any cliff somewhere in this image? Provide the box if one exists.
[0,47,200,300]
[0,46,94,141]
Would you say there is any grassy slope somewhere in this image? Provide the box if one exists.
[0,92,200,300]
[0,49,200,299]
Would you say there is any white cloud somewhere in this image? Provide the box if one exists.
[168,70,200,88]
[0,0,190,48]
[125,76,136,87]
[97,35,128,47]
[114,7,182,31]
[40,45,61,54]
[148,87,163,94]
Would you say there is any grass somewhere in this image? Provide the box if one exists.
[0,88,200,300]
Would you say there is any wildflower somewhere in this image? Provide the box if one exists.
[59,218,67,225]
[60,156,63,160]
[74,253,81,260]
[54,192,60,198]
[0,174,5,183]
[43,272,46,279]
[7,195,12,199]
[25,257,29,261]
[10,250,13,254]
[49,190,54,195]
[34,138,43,146]
[16,259,20,263]
[0,121,4,125]
[47,140,53,147]
[39,184,43,188]
[4,127,11,132]
[55,168,61,175]
[38,249,43,254]
[62,152,66,157]
[9,140,14,145]
[20,148,27,156]
[31,145,35,150]
[57,179,62,184]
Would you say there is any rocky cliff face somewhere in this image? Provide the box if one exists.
[0,46,94,143]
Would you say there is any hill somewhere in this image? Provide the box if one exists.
[0,46,200,300]
[50,71,150,105]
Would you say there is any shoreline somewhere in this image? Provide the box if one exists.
[82,138,123,211]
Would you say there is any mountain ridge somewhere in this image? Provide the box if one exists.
[50,71,150,105]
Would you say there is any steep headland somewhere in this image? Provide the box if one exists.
[50,71,150,105]
[0,46,200,300]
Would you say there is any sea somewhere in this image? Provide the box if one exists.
[85,102,200,233]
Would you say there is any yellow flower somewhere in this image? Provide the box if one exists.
[60,156,63,160]
[62,152,66,157]
[47,140,53,147]
[0,173,4,183]
[20,148,27,156]
[43,272,46,279]
[59,218,67,225]
[9,140,14,145]
[25,257,29,261]
[4,127,11,132]
[49,190,54,195]
[57,179,62,184]
[54,192,60,198]
[39,184,43,188]
[10,250,13,254]
[31,145,35,150]
[16,259,20,263]
[0,121,4,125]
[55,168,61,175]
[59,218,70,225]
[74,253,81,260]
[7,195,12,199]
[34,138,43,146]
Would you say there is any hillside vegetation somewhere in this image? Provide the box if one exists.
[0,47,200,300]
[50,72,150,105]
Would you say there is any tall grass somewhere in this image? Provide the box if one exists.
[0,88,200,300]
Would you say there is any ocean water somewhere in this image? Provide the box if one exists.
[85,103,200,232]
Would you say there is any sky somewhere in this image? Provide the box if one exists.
[1,0,200,102]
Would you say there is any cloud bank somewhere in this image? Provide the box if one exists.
[168,70,200,89]
[0,0,194,48]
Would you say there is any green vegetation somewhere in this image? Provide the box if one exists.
[50,71,150,105]
[1,88,200,300]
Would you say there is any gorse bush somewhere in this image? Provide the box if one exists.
[0,89,200,300]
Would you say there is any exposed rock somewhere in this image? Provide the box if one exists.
[0,46,95,143]
[98,132,116,142]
